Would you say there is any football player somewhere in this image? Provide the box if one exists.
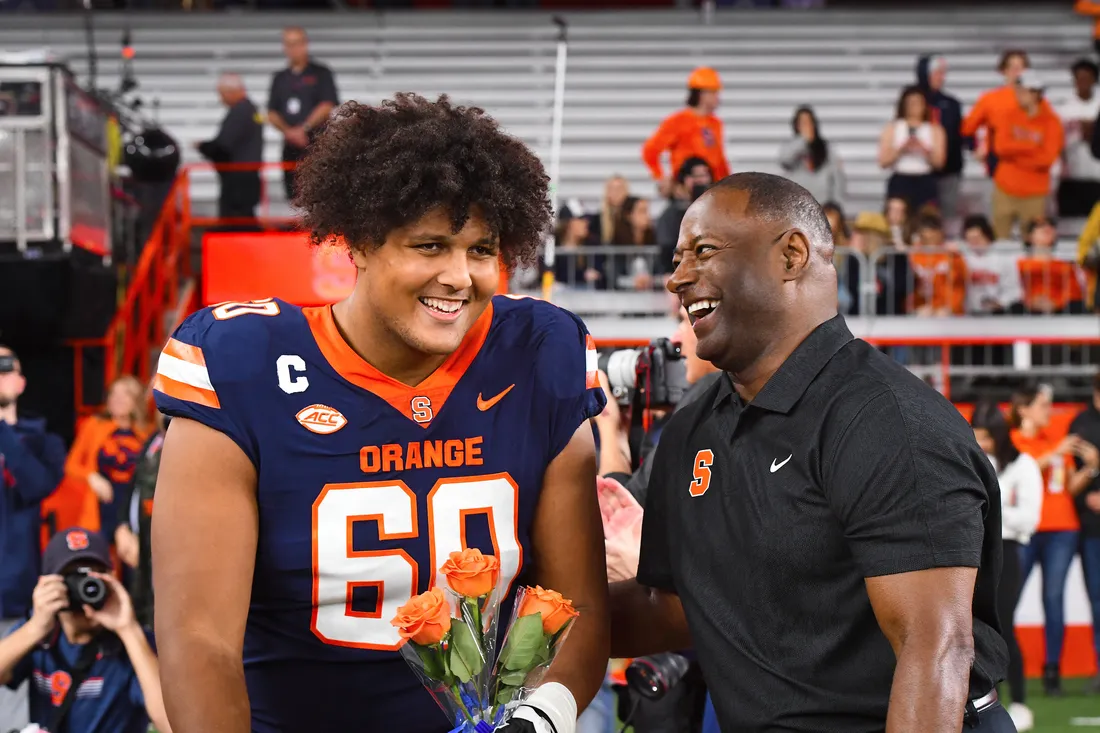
[151,94,609,733]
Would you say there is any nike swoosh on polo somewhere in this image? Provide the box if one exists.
[476,384,515,411]
[770,454,792,473]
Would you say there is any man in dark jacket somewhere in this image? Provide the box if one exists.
[0,346,66,729]
[917,54,964,222]
[115,416,166,629]
[655,157,713,275]
[196,73,264,230]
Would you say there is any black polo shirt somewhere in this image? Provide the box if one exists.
[637,315,1007,733]
[268,60,339,131]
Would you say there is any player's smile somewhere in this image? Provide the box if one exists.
[418,296,467,323]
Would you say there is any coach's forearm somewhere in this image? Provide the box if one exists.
[160,634,251,733]
[885,633,972,733]
[609,581,692,657]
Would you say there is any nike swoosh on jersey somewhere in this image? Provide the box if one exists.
[477,384,515,411]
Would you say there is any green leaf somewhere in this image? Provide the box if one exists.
[499,667,528,687]
[450,620,484,679]
[415,643,447,681]
[496,684,518,705]
[532,637,551,666]
[499,613,545,671]
[447,641,474,684]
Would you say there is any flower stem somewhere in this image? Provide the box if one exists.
[452,684,477,726]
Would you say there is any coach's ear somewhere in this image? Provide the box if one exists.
[778,228,811,282]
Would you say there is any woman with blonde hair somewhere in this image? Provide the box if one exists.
[62,375,151,543]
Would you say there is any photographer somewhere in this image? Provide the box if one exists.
[0,529,170,733]
[0,347,66,730]
[592,306,721,733]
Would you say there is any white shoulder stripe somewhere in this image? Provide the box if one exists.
[157,351,215,392]
[585,347,598,373]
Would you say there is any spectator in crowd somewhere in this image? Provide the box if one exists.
[63,377,149,556]
[552,206,603,289]
[777,105,845,206]
[610,197,657,290]
[1056,59,1100,217]
[595,175,630,246]
[0,528,171,733]
[884,195,912,247]
[908,212,966,316]
[1009,383,1099,696]
[0,346,65,731]
[877,85,945,213]
[845,211,911,316]
[1076,199,1100,309]
[961,214,1024,315]
[1018,217,1085,314]
[655,157,714,273]
[988,71,1063,241]
[970,402,1043,733]
[916,54,965,222]
[1065,373,1100,696]
[962,49,1038,179]
[642,67,729,197]
[268,26,339,201]
[195,73,264,229]
[822,202,854,313]
[113,415,167,630]
[1075,0,1100,56]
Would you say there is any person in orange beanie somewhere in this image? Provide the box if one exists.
[642,66,730,196]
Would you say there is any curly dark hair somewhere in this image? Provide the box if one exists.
[292,93,552,269]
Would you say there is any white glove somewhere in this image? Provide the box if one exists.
[506,682,577,733]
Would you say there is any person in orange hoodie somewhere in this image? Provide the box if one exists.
[642,66,730,196]
[1075,0,1100,56]
[56,376,150,550]
[987,70,1064,241]
[961,50,1055,182]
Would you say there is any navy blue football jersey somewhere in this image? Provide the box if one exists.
[152,295,605,733]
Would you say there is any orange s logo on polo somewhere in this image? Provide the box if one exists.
[689,449,714,498]
[65,530,90,551]
[296,404,348,435]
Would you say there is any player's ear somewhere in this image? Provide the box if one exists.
[349,245,370,270]
[778,229,811,281]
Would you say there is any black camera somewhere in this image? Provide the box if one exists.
[626,652,691,701]
[63,567,108,611]
[597,338,688,410]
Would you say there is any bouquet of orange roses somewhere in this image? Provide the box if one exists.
[391,548,579,733]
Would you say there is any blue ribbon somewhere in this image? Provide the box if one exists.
[447,723,494,733]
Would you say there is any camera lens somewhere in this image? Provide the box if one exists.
[77,577,107,608]
[626,653,691,701]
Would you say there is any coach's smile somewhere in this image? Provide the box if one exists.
[685,297,721,329]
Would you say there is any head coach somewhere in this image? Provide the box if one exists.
[608,172,1012,733]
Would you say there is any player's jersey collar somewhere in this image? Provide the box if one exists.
[301,301,494,428]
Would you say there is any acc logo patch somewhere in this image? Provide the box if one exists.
[65,530,90,551]
[296,404,348,435]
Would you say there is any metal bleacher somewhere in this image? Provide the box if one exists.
[0,5,1092,215]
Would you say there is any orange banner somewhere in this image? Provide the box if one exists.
[203,232,356,306]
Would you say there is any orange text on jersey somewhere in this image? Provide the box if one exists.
[360,437,484,474]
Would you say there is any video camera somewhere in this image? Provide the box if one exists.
[63,567,108,612]
[597,338,688,411]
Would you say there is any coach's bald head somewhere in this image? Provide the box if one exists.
[667,172,839,388]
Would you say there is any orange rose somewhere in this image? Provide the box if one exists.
[517,585,579,635]
[391,587,452,645]
[441,548,500,599]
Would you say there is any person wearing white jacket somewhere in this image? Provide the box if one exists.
[970,401,1043,732]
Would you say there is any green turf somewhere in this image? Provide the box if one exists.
[613,678,1099,733]
[1019,677,1100,732]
